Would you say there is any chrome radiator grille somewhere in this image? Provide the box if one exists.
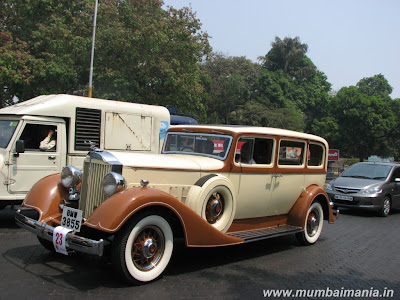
[79,159,112,218]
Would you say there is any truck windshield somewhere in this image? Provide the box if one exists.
[0,120,19,148]
[163,132,232,160]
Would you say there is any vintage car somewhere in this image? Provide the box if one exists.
[16,125,336,284]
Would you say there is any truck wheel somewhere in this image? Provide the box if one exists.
[296,202,324,246]
[112,214,173,284]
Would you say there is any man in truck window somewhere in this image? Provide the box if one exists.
[39,128,56,151]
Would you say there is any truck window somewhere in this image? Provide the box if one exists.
[20,124,57,151]
[0,120,18,148]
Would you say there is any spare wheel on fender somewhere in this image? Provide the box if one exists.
[186,174,236,233]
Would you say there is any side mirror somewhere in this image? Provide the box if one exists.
[14,140,25,156]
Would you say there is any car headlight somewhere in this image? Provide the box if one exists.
[362,187,382,195]
[103,172,126,197]
[61,166,82,188]
[325,183,333,191]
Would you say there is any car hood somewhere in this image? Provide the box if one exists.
[109,151,225,172]
[331,176,384,189]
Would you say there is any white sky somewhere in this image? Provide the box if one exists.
[164,0,400,98]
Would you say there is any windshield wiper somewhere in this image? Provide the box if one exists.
[342,175,371,179]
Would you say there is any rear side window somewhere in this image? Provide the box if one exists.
[308,143,325,167]
[278,140,305,166]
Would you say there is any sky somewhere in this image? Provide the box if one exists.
[163,0,400,98]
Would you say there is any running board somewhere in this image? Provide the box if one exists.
[227,225,303,243]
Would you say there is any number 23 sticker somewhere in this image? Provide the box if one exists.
[53,226,72,255]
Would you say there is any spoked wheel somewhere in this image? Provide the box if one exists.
[378,197,391,217]
[112,214,173,285]
[296,202,324,245]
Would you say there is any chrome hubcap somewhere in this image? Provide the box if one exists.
[205,192,224,224]
[142,238,158,258]
[383,199,390,215]
[307,210,319,237]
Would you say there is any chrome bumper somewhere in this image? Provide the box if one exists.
[15,210,105,256]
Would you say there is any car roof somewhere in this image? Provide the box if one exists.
[169,124,328,144]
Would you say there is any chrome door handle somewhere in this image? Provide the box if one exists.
[272,174,283,178]
[48,156,56,160]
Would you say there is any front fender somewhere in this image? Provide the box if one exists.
[84,187,243,247]
[287,185,335,228]
[22,173,67,223]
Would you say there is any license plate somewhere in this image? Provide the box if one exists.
[335,195,353,201]
[61,207,83,232]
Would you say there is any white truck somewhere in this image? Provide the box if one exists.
[0,94,170,208]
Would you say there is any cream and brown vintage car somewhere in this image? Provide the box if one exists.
[16,125,336,284]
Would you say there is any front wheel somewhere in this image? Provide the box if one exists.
[296,202,324,246]
[112,214,174,285]
[377,197,391,217]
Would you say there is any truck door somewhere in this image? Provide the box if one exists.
[8,122,63,193]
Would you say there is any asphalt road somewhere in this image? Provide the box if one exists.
[1,206,399,299]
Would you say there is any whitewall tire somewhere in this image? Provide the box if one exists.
[112,214,173,284]
[296,202,324,245]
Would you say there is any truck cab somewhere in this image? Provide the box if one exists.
[0,94,170,208]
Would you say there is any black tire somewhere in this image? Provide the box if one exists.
[111,213,174,285]
[37,236,56,253]
[377,197,391,217]
[296,202,324,246]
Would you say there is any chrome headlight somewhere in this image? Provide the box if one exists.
[362,187,382,195]
[61,166,82,188]
[103,172,126,197]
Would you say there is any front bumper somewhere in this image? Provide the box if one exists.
[15,210,105,256]
[327,192,382,211]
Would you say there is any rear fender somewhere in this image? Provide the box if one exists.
[287,184,335,228]
[84,187,243,247]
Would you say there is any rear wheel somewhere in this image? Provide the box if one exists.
[378,197,391,217]
[296,202,324,245]
[112,214,173,284]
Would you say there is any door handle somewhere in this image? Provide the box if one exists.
[48,156,56,160]
[272,174,283,178]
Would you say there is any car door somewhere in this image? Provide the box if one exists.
[8,122,63,194]
[266,139,306,216]
[234,136,276,219]
[390,167,400,209]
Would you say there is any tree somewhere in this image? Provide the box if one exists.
[328,86,396,161]
[259,36,316,80]
[357,74,393,98]
[1,0,211,118]
[201,53,261,124]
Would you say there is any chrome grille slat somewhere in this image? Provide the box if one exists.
[334,186,360,194]
[80,159,112,218]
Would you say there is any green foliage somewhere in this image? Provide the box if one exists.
[0,0,211,117]
[357,74,393,98]
[201,53,261,124]
[328,86,396,160]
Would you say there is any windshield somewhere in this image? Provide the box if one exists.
[163,132,232,160]
[0,120,18,148]
[341,163,393,180]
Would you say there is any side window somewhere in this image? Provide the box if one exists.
[308,143,324,167]
[391,167,400,182]
[19,124,57,151]
[235,137,274,165]
[278,140,305,166]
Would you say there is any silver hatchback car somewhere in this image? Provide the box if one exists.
[325,162,400,217]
